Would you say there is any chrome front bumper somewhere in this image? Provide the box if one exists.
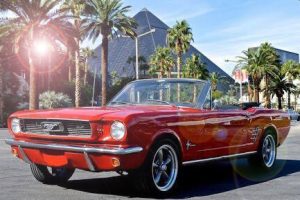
[5,139,143,171]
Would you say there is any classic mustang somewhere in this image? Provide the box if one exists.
[5,79,290,195]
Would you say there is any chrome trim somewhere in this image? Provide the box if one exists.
[83,151,96,171]
[18,145,31,164]
[5,139,143,155]
[17,118,90,122]
[182,151,257,165]
[197,143,253,152]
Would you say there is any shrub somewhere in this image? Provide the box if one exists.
[39,91,73,109]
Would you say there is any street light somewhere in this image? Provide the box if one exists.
[121,29,155,79]
[135,29,155,79]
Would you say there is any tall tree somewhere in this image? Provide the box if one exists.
[127,55,147,78]
[209,72,219,92]
[84,0,136,106]
[61,0,87,107]
[259,42,280,108]
[281,60,300,109]
[182,54,209,80]
[0,0,66,110]
[81,47,95,86]
[238,48,268,104]
[167,20,193,78]
[269,74,295,110]
[149,47,174,78]
[292,85,300,110]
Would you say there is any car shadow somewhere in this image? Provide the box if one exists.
[61,159,300,198]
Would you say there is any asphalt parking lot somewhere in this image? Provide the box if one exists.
[1,122,300,200]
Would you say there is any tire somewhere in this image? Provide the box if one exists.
[133,138,181,196]
[30,164,75,184]
[248,130,277,169]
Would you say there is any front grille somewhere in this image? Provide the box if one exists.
[20,119,92,137]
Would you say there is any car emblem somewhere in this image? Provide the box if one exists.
[40,122,64,133]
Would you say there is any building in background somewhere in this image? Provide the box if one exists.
[88,8,234,92]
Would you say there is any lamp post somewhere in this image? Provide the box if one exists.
[121,29,155,79]
[134,29,155,79]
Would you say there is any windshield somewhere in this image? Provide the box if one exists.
[109,79,208,108]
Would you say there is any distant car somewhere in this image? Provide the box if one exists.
[287,109,300,121]
[5,79,291,195]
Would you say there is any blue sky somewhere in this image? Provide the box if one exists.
[117,0,300,75]
[3,0,300,75]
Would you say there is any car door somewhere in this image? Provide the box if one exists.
[195,109,250,159]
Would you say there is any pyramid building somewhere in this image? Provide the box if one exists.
[89,8,234,91]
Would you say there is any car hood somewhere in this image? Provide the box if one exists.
[10,105,180,121]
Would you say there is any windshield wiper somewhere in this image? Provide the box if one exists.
[146,99,172,105]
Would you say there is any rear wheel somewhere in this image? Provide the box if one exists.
[30,164,75,184]
[248,131,277,169]
[133,139,180,196]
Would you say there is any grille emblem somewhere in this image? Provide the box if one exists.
[40,122,64,133]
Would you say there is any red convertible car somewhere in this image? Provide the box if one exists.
[5,79,290,195]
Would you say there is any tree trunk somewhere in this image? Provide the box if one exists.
[29,49,38,110]
[176,51,182,101]
[177,52,182,78]
[295,95,298,110]
[167,69,171,78]
[68,49,73,82]
[287,91,291,109]
[287,77,292,109]
[277,95,282,110]
[265,75,271,108]
[247,82,252,102]
[74,38,80,107]
[83,58,88,86]
[0,63,3,125]
[254,86,259,104]
[101,32,109,106]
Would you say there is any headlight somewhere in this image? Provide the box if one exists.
[11,118,21,133]
[110,121,126,140]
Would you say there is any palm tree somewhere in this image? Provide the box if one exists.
[182,54,209,80]
[269,74,295,110]
[0,59,3,125]
[259,42,280,108]
[281,60,300,108]
[167,20,193,78]
[210,72,219,92]
[126,55,147,78]
[238,48,268,104]
[84,0,136,106]
[149,47,174,78]
[292,85,300,110]
[81,47,95,86]
[0,0,66,110]
[61,0,87,107]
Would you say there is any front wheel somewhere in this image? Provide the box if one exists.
[248,131,277,169]
[134,139,180,196]
[30,164,75,184]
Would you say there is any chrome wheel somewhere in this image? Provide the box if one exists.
[262,135,276,168]
[151,144,178,192]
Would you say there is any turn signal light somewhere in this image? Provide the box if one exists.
[11,148,18,157]
[112,158,120,167]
